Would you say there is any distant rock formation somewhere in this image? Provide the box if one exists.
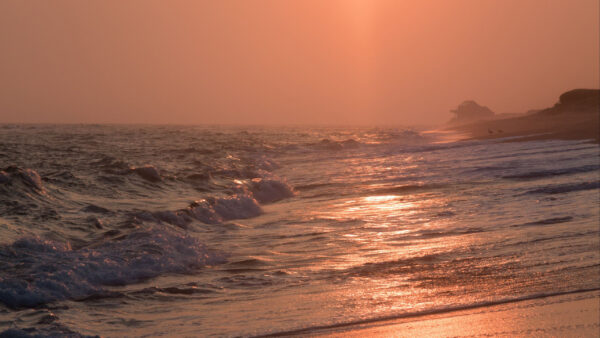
[539,89,599,115]
[447,88,599,142]
[448,100,495,125]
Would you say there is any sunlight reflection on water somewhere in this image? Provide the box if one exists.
[2,126,597,337]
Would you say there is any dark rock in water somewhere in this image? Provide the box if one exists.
[448,100,495,125]
[131,166,162,182]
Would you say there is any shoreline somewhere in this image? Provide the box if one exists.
[447,89,599,143]
[257,288,600,337]
[314,290,600,337]
[448,110,599,144]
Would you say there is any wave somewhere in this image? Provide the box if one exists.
[138,177,294,227]
[211,167,263,179]
[294,182,342,191]
[91,155,129,172]
[310,138,363,151]
[467,165,517,173]
[504,229,599,247]
[130,165,162,182]
[524,181,600,195]
[245,178,295,204]
[81,204,111,214]
[0,227,225,309]
[502,164,599,180]
[0,325,98,338]
[512,216,574,228]
[387,129,425,141]
[135,195,264,227]
[336,253,441,278]
[90,156,165,183]
[0,167,55,222]
[132,284,220,297]
[368,183,446,196]
[0,166,44,192]
[416,227,483,238]
[206,195,263,221]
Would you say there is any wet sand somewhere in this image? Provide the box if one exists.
[449,110,599,143]
[308,290,600,337]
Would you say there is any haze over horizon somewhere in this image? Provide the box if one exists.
[0,0,598,126]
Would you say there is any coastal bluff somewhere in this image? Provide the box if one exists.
[539,89,599,115]
[449,89,599,142]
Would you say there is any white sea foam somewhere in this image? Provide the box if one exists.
[188,195,263,224]
[141,195,264,226]
[211,194,263,220]
[0,228,225,308]
[248,178,295,204]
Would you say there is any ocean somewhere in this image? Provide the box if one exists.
[0,124,598,337]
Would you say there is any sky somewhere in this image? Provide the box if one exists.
[0,0,598,125]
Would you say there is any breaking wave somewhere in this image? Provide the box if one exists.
[0,167,45,192]
[0,228,225,309]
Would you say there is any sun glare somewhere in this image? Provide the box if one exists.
[344,0,376,39]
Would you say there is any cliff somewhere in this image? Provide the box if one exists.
[538,89,599,115]
[448,89,599,143]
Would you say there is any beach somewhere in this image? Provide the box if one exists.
[449,89,599,143]
[452,111,599,143]
[310,290,600,337]
[1,1,598,336]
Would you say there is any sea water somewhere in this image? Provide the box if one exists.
[0,124,598,337]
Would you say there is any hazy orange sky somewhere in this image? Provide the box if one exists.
[0,0,598,125]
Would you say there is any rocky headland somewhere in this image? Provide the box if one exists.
[448,89,599,142]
